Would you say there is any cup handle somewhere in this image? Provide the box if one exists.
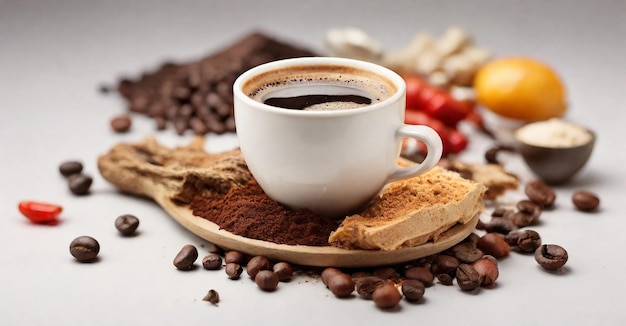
[388,124,443,183]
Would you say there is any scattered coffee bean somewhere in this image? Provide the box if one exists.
[471,257,499,287]
[110,114,132,133]
[255,270,279,291]
[114,214,140,235]
[451,241,484,263]
[351,271,371,279]
[463,232,481,244]
[456,264,481,291]
[321,267,343,287]
[372,283,402,309]
[477,233,510,258]
[327,273,355,297]
[401,279,425,302]
[246,255,272,279]
[403,266,434,286]
[372,267,399,281]
[436,273,454,285]
[59,161,83,177]
[355,276,384,300]
[69,236,100,262]
[202,253,223,270]
[202,289,219,305]
[510,212,536,228]
[477,217,518,234]
[505,230,542,253]
[272,262,294,282]
[173,244,198,270]
[572,191,600,212]
[225,262,243,279]
[535,244,568,270]
[525,180,556,208]
[491,206,512,218]
[224,250,246,264]
[430,255,460,276]
[516,199,542,219]
[68,174,93,195]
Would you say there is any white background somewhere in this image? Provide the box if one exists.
[1,0,625,324]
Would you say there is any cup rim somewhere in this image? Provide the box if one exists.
[233,57,406,117]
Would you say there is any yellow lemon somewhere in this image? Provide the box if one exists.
[474,57,567,121]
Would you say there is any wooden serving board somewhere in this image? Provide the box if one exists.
[98,138,478,268]
[156,193,479,268]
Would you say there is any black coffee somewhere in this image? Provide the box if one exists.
[264,94,371,110]
[245,65,396,111]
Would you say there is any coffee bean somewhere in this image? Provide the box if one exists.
[430,255,460,276]
[225,263,243,279]
[246,256,272,279]
[491,206,512,218]
[327,273,355,297]
[471,257,499,287]
[477,233,510,258]
[505,230,542,253]
[68,174,93,195]
[572,190,600,212]
[272,262,294,282]
[173,244,198,270]
[451,241,484,263]
[477,217,518,234]
[403,266,434,286]
[202,253,223,270]
[202,289,219,305]
[255,270,279,291]
[321,267,343,287]
[224,250,246,264]
[511,212,536,228]
[69,236,100,262]
[535,244,568,270]
[372,267,399,281]
[401,279,425,301]
[436,273,454,285]
[372,283,402,309]
[59,161,83,177]
[456,264,481,291]
[114,214,140,235]
[525,180,556,208]
[110,115,132,133]
[516,199,542,219]
[355,276,384,299]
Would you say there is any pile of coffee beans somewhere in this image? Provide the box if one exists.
[112,32,316,135]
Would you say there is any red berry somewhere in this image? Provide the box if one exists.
[18,201,62,224]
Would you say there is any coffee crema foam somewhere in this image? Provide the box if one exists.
[244,65,397,111]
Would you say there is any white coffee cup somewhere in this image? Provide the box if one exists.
[233,57,443,218]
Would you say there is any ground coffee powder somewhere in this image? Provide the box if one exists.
[190,180,338,246]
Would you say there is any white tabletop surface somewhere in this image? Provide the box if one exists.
[2,0,625,325]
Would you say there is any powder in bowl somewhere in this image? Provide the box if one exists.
[515,119,593,148]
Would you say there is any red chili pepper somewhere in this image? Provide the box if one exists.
[18,201,63,224]
[404,76,470,128]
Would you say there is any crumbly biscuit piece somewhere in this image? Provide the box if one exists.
[329,167,486,251]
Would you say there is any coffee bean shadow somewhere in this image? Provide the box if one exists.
[177,264,201,272]
[118,230,142,238]
[538,265,571,276]
[376,304,403,313]
[71,256,102,264]
[457,287,482,296]
[404,297,427,305]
